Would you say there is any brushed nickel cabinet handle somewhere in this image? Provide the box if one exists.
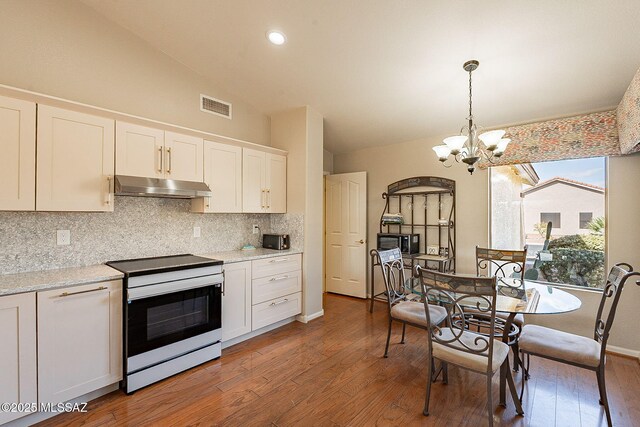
[268,258,288,263]
[59,286,107,297]
[269,275,289,282]
[269,298,289,307]
[105,176,112,205]
[166,147,172,174]
[267,189,271,209]
[158,147,163,172]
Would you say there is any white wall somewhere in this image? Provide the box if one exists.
[0,0,270,145]
[523,183,605,237]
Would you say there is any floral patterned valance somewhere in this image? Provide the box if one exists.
[479,110,620,168]
[617,66,640,154]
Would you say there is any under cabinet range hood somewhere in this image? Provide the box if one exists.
[114,175,212,199]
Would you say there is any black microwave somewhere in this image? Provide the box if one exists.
[377,233,420,254]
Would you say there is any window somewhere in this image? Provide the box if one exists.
[540,212,561,229]
[580,212,593,229]
[490,157,606,289]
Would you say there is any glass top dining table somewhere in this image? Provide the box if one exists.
[403,276,583,343]
[404,276,582,315]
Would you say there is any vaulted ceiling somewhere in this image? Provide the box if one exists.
[83,0,640,153]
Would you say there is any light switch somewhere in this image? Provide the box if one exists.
[193,226,201,238]
[56,230,71,246]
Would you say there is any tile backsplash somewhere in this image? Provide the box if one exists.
[0,197,303,274]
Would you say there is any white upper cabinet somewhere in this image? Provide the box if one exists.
[0,293,37,425]
[242,148,286,213]
[192,140,242,213]
[37,105,115,212]
[267,153,287,213]
[242,148,267,213]
[0,95,36,211]
[115,123,203,182]
[116,122,164,179]
[164,131,204,182]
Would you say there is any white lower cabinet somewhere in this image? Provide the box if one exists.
[222,261,252,342]
[37,280,122,404]
[252,292,302,330]
[0,293,37,425]
[222,254,303,343]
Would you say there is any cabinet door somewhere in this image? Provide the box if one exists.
[116,121,164,179]
[266,153,287,213]
[242,148,267,213]
[222,261,252,342]
[36,105,115,212]
[0,96,36,211]
[164,131,203,182]
[37,280,122,404]
[193,140,242,213]
[0,293,36,424]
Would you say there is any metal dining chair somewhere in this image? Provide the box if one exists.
[473,246,528,371]
[371,248,447,358]
[518,263,640,427]
[416,266,523,426]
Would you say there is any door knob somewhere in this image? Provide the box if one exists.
[356,239,365,244]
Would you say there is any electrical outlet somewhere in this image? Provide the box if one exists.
[193,226,201,238]
[252,224,260,234]
[56,230,71,246]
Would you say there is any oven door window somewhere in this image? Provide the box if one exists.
[127,285,221,357]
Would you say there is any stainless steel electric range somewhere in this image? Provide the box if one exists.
[106,254,223,394]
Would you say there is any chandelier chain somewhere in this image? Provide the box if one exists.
[468,68,473,120]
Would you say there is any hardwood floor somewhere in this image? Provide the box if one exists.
[37,293,640,427]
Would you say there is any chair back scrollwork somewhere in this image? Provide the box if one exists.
[371,248,407,312]
[594,263,640,350]
[476,246,528,279]
[416,266,498,374]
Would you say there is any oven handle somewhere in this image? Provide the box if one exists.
[127,274,223,301]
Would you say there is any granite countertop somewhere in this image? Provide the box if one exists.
[200,248,303,264]
[0,264,124,297]
[0,249,302,297]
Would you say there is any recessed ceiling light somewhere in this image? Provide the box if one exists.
[267,31,286,45]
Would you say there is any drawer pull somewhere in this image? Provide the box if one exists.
[269,298,289,307]
[269,275,289,282]
[268,258,289,263]
[59,286,107,297]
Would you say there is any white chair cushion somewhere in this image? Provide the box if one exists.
[391,301,447,327]
[432,328,510,373]
[519,324,601,368]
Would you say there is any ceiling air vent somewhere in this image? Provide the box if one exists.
[200,94,232,119]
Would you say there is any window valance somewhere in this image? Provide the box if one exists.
[617,66,640,154]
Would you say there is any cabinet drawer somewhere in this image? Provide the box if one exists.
[252,269,301,305]
[252,292,301,330]
[252,254,301,279]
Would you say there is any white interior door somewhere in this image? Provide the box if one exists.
[325,172,367,298]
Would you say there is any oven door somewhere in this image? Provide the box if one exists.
[126,280,222,360]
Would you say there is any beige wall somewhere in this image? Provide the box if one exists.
[523,183,605,237]
[334,136,490,291]
[337,140,640,353]
[0,0,270,145]
[323,149,334,174]
[490,166,526,250]
[271,107,324,318]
